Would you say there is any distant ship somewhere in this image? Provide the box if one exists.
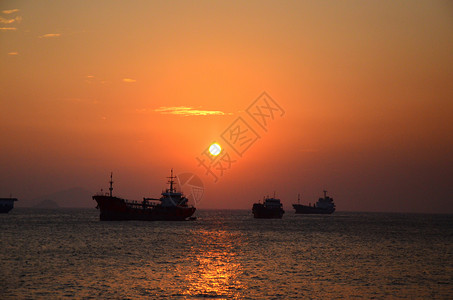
[93,169,196,221]
[252,196,285,219]
[0,197,18,213]
[293,191,335,214]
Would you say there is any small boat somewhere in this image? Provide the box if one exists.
[293,191,335,214]
[0,197,18,213]
[252,195,285,219]
[93,169,196,221]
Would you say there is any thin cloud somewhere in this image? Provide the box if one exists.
[0,27,16,31]
[0,17,15,24]
[84,75,110,86]
[154,106,231,116]
[122,78,136,83]
[85,75,95,83]
[2,9,19,14]
[8,52,18,55]
[39,33,61,38]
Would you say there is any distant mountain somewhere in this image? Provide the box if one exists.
[33,199,60,209]
[31,187,94,208]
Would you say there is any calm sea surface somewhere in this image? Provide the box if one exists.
[1,209,452,299]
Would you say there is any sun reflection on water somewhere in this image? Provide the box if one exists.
[181,229,245,299]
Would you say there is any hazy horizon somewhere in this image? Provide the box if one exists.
[1,1,452,214]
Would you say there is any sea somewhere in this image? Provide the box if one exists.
[1,209,452,299]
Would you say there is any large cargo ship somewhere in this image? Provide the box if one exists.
[0,197,18,213]
[93,170,196,221]
[293,191,335,214]
[252,196,285,219]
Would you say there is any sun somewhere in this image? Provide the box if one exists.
[209,143,222,156]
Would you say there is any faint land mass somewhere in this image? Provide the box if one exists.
[30,187,94,208]
[33,199,60,209]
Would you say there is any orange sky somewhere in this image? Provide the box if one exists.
[1,1,452,213]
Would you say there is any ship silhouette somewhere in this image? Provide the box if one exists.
[293,191,336,214]
[93,169,196,221]
[252,194,285,219]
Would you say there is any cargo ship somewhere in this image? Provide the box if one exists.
[293,191,335,214]
[0,197,18,213]
[93,170,196,221]
[252,196,285,219]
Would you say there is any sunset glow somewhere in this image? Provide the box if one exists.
[1,2,452,299]
[0,0,452,213]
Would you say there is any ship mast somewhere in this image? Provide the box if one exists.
[298,193,300,204]
[323,190,327,198]
[167,168,176,193]
[109,172,113,197]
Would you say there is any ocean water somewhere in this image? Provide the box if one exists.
[1,209,452,299]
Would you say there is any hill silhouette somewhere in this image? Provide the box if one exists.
[33,199,60,209]
[31,187,94,208]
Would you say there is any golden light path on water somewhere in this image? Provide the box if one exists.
[2,210,452,299]
[180,229,244,298]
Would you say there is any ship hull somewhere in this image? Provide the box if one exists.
[252,203,284,219]
[0,206,14,213]
[292,204,335,214]
[93,195,196,221]
[0,198,17,214]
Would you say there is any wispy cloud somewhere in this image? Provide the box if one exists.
[2,9,19,14]
[0,16,21,24]
[84,75,95,83]
[39,33,61,38]
[8,52,18,55]
[83,75,110,85]
[154,106,231,116]
[61,97,98,105]
[0,17,14,24]
[0,27,16,31]
[122,78,136,83]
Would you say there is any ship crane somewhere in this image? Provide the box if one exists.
[109,172,113,197]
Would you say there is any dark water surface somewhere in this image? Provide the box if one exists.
[1,209,452,299]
